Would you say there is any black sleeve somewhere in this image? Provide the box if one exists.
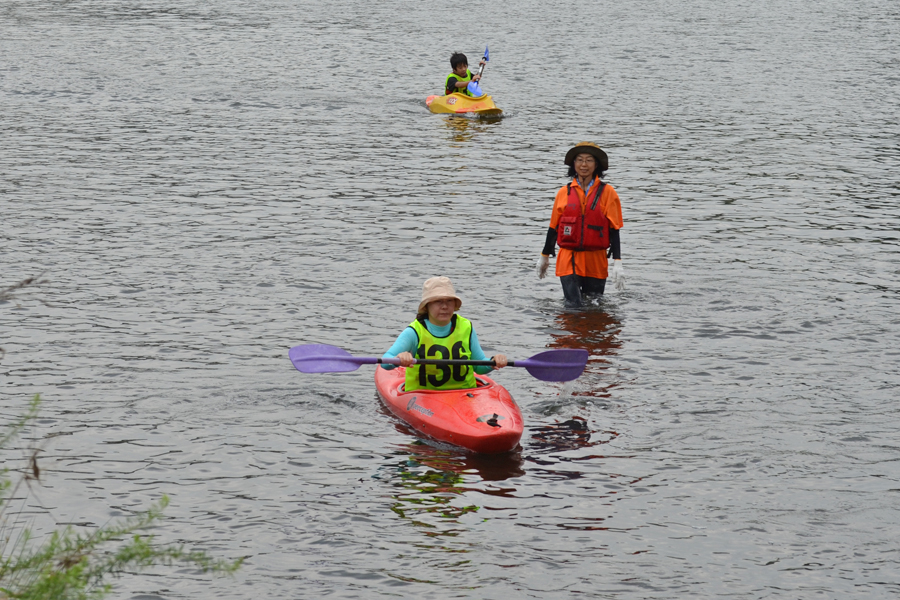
[446,76,458,95]
[542,227,557,257]
[608,227,621,260]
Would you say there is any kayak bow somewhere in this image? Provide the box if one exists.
[375,366,523,454]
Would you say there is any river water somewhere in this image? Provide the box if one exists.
[2,0,899,598]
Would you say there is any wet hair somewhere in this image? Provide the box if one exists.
[450,52,468,70]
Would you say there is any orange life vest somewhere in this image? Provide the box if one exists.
[557,182,610,251]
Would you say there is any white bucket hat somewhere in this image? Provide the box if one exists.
[418,276,462,315]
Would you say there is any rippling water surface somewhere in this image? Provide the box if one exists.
[2,0,899,598]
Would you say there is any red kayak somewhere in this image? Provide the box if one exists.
[374,366,523,454]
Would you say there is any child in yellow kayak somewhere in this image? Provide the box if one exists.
[445,52,486,97]
[382,276,507,391]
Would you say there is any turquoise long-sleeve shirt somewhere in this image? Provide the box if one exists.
[381,319,495,374]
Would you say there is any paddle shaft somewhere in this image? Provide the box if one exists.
[476,55,487,79]
[374,357,576,369]
[289,344,588,380]
[385,358,497,366]
[371,357,497,367]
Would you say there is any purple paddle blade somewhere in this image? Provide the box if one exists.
[288,344,587,380]
[514,349,589,382]
[288,344,375,373]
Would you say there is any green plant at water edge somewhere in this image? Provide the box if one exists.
[0,396,242,600]
[1,276,241,598]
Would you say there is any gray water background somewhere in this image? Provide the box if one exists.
[2,0,899,597]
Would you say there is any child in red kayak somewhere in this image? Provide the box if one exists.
[382,276,507,391]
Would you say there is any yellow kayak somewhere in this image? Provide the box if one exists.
[425,92,502,116]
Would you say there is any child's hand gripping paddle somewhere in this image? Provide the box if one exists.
[466,46,489,97]
[289,343,588,382]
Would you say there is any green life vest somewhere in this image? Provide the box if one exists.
[405,315,477,391]
[445,70,473,97]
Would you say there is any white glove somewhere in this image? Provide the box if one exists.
[537,255,550,279]
[610,259,625,291]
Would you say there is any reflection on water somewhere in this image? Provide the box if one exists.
[393,440,525,482]
[387,458,474,530]
[441,115,502,144]
[527,416,619,455]
[548,306,622,402]
[378,443,524,544]
[549,307,622,360]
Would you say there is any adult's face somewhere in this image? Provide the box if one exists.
[573,153,596,180]
[426,298,456,326]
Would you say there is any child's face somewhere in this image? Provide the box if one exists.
[453,63,469,76]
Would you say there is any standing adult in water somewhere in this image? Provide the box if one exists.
[537,142,624,307]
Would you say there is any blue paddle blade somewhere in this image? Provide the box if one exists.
[289,344,369,373]
[467,80,484,97]
[484,46,489,62]
[515,349,589,382]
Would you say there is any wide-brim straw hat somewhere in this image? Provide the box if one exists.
[418,276,462,315]
[564,142,609,171]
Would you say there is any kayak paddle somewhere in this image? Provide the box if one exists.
[466,46,489,97]
[288,344,588,382]
[476,46,489,79]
